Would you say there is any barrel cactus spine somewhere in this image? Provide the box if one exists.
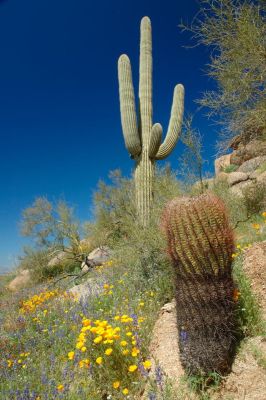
[118,16,184,226]
[162,193,238,375]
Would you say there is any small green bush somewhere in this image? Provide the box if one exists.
[233,255,266,337]
[222,164,238,173]
[255,161,266,174]
[18,247,80,283]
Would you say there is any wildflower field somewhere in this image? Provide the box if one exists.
[0,263,167,399]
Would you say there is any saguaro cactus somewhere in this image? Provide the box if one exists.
[118,17,184,225]
[162,194,238,375]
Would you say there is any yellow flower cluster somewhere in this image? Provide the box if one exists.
[67,314,151,396]
[20,290,59,313]
[232,243,252,259]
[251,212,266,234]
[6,352,30,369]
[95,259,115,272]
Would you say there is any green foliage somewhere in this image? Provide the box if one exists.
[256,161,266,174]
[181,0,266,150]
[87,167,180,294]
[21,197,81,253]
[222,164,238,173]
[18,247,80,283]
[233,255,266,337]
[18,198,85,282]
[178,115,206,192]
[210,179,265,230]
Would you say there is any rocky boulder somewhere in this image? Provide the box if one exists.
[68,277,102,301]
[7,269,31,292]
[215,154,231,176]
[81,246,111,272]
[237,156,266,173]
[47,251,71,267]
[227,171,250,186]
[230,140,266,166]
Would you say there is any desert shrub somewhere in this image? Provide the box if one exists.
[20,197,84,257]
[17,198,89,282]
[86,166,181,299]
[210,179,265,229]
[18,247,80,283]
[256,161,266,174]
[222,164,238,173]
[233,254,266,337]
[242,182,266,216]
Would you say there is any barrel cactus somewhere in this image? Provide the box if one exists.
[118,16,184,226]
[162,193,238,375]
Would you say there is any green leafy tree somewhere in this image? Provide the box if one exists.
[20,197,82,259]
[178,115,206,192]
[181,0,266,151]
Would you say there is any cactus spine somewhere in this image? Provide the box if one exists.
[162,194,237,375]
[118,17,184,225]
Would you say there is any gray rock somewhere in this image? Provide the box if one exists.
[215,154,231,176]
[227,172,249,186]
[8,269,31,292]
[68,278,102,301]
[230,140,266,166]
[257,171,266,186]
[229,180,254,197]
[81,246,111,272]
[238,156,266,173]
[48,251,71,267]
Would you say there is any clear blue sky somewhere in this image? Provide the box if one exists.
[0,0,218,272]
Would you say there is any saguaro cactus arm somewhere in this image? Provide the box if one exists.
[149,123,162,158]
[118,54,141,157]
[155,84,185,160]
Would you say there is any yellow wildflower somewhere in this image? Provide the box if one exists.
[233,288,240,302]
[131,347,140,357]
[128,364,138,372]
[113,381,120,389]
[82,319,91,327]
[143,360,152,370]
[68,351,75,360]
[96,357,103,365]
[94,336,103,344]
[105,348,113,356]
[122,388,129,395]
[76,341,84,350]
[120,340,128,347]
[79,359,90,368]
[122,349,129,355]
[81,346,87,352]
[57,384,64,392]
[252,223,260,230]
